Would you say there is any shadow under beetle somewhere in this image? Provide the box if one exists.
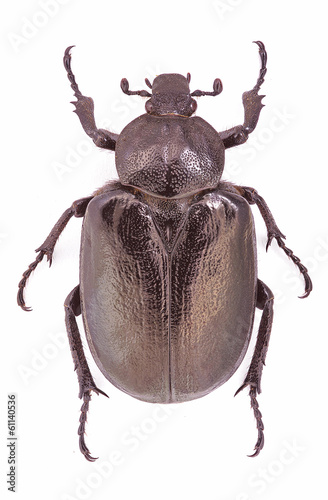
[18,41,312,461]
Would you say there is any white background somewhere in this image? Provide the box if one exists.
[1,1,327,499]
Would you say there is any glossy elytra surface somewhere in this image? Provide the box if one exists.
[80,183,257,403]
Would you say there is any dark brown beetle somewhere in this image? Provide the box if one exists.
[18,42,312,461]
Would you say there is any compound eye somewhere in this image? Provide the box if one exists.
[190,99,197,113]
[145,100,153,114]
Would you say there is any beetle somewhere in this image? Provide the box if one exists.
[18,41,312,461]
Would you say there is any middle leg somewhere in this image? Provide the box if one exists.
[220,181,312,298]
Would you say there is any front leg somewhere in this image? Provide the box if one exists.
[220,41,267,149]
[63,46,118,151]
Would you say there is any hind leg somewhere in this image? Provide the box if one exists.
[235,279,274,457]
[64,285,108,461]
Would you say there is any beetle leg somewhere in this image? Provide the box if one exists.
[63,46,118,151]
[219,41,267,149]
[235,279,274,457]
[17,196,93,311]
[64,285,109,462]
[236,185,312,298]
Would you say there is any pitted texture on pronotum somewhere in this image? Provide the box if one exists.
[115,115,225,198]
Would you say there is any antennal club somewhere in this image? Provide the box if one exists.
[120,78,151,97]
[191,78,223,97]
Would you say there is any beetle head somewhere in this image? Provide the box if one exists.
[145,74,197,116]
[120,73,223,117]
